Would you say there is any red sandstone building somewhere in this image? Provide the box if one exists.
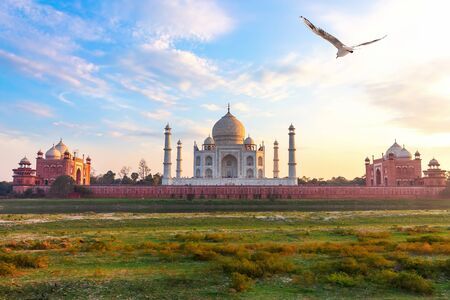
[365,141,446,187]
[12,139,91,189]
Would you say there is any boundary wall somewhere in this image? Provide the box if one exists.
[60,185,446,199]
[13,185,446,199]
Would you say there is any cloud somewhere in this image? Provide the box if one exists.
[233,102,250,112]
[228,0,450,133]
[103,119,159,138]
[117,41,225,103]
[57,92,75,106]
[52,121,90,130]
[0,0,108,97]
[365,60,450,133]
[141,109,172,120]
[201,104,221,111]
[110,0,234,42]
[16,101,53,118]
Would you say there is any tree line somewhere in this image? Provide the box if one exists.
[297,176,366,186]
[90,159,162,186]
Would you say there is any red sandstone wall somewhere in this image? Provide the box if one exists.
[84,185,445,200]
[17,185,445,199]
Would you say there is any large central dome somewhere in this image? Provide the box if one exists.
[212,108,245,145]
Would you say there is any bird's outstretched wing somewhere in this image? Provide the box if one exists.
[352,35,387,48]
[300,16,344,49]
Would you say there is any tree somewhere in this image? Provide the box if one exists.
[131,172,139,183]
[101,171,116,184]
[49,175,76,197]
[142,174,154,185]
[152,173,162,186]
[119,166,131,178]
[138,159,151,180]
[121,175,133,185]
[0,182,12,196]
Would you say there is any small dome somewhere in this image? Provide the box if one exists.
[37,149,43,156]
[212,109,245,145]
[20,157,31,165]
[244,135,255,145]
[398,146,412,159]
[384,141,403,159]
[177,140,182,145]
[429,158,440,167]
[55,138,69,154]
[365,157,370,162]
[204,135,215,145]
[274,140,279,146]
[289,124,295,131]
[45,144,61,159]
[86,155,91,161]
[415,150,421,157]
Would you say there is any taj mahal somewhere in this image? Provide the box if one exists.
[162,105,297,185]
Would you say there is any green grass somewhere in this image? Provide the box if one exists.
[0,208,449,299]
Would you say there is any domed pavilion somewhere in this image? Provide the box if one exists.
[365,140,446,187]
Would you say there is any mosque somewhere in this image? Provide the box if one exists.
[162,105,298,185]
[365,140,447,187]
[12,139,91,190]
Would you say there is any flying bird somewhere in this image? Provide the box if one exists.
[300,16,386,58]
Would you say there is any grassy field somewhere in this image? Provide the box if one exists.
[1,197,450,214]
[0,206,449,299]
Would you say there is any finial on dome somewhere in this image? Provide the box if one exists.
[227,103,230,113]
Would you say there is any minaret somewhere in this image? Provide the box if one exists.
[176,140,182,178]
[273,140,279,178]
[288,124,297,179]
[163,123,172,184]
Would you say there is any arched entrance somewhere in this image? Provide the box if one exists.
[375,169,381,186]
[76,168,81,184]
[221,154,238,178]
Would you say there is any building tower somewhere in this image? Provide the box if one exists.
[273,140,279,178]
[176,140,182,179]
[288,124,297,179]
[163,123,172,184]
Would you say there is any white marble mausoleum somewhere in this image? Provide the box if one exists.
[162,106,297,186]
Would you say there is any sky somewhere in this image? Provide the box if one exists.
[1,0,449,181]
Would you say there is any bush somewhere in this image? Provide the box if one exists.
[333,257,368,275]
[406,235,445,243]
[230,272,254,292]
[0,262,16,276]
[396,242,433,254]
[391,272,434,295]
[74,185,92,197]
[0,253,48,268]
[354,230,390,241]
[391,255,439,278]
[327,272,360,287]
[49,175,75,197]
[292,270,317,287]
[370,270,398,284]
[220,251,294,279]
[82,240,112,252]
